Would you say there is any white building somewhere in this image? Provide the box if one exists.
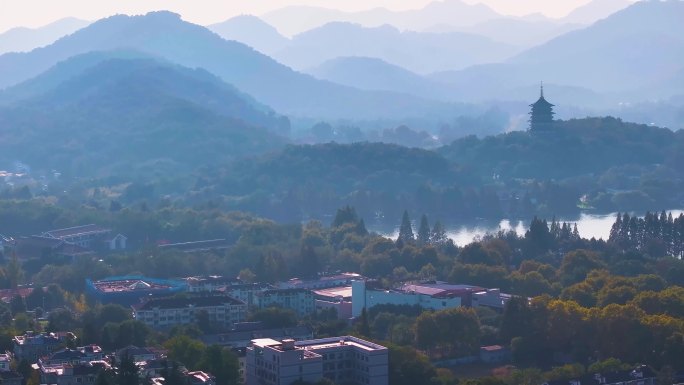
[256,288,315,317]
[225,284,273,307]
[351,280,476,317]
[246,336,388,385]
[132,295,247,329]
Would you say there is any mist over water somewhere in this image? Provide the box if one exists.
[376,210,684,247]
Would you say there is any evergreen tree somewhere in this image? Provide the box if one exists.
[417,215,430,247]
[430,221,448,246]
[300,245,320,279]
[332,206,359,228]
[116,354,140,385]
[356,218,369,236]
[397,210,414,245]
[356,307,372,338]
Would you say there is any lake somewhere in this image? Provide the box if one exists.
[375,210,684,247]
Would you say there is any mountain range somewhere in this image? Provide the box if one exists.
[260,0,632,37]
[272,22,517,74]
[0,18,90,55]
[0,53,288,176]
[0,11,465,121]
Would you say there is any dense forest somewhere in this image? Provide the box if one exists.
[0,201,683,385]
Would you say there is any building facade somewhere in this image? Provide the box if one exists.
[256,288,315,317]
[132,295,247,329]
[351,280,469,317]
[246,336,388,385]
[13,331,71,362]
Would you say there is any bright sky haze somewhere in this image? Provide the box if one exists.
[0,0,615,32]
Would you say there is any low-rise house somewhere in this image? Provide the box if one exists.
[116,346,160,363]
[40,345,104,366]
[256,288,315,317]
[38,360,110,385]
[13,331,71,362]
[132,295,247,329]
[0,353,22,385]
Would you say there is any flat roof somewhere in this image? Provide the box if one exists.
[296,336,386,352]
[313,286,352,299]
[251,338,282,348]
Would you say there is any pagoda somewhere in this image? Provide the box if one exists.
[529,82,555,132]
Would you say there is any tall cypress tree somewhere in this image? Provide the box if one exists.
[430,221,447,246]
[397,210,415,244]
[417,215,430,246]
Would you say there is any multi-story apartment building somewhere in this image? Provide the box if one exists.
[132,295,247,329]
[224,283,272,307]
[246,336,388,385]
[256,288,315,317]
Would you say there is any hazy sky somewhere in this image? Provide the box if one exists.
[0,0,603,32]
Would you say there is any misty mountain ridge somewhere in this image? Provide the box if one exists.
[272,21,517,74]
[0,17,90,55]
[307,56,455,100]
[261,0,502,37]
[0,11,467,121]
[428,0,684,107]
[0,54,287,175]
[208,15,289,55]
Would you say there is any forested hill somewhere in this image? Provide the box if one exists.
[438,117,683,180]
[187,118,684,222]
[0,55,288,176]
[196,142,484,221]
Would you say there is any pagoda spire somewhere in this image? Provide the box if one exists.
[529,82,555,132]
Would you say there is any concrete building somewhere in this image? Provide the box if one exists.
[224,283,273,307]
[256,288,315,317]
[199,322,313,349]
[472,289,514,312]
[246,336,388,385]
[278,273,362,290]
[132,295,247,329]
[351,280,482,317]
[314,286,353,319]
[85,276,188,306]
